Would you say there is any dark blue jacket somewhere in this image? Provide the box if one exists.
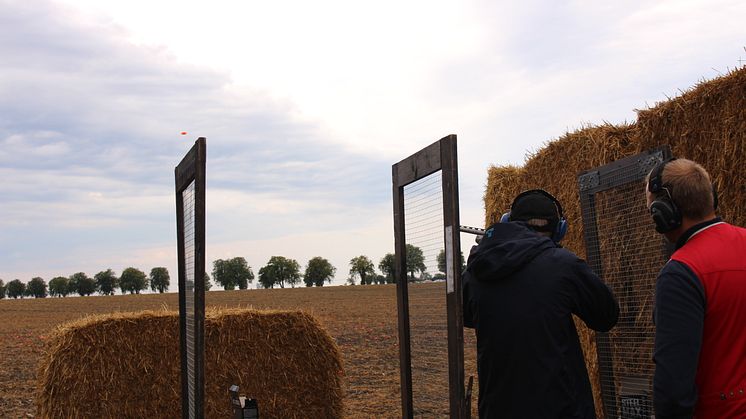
[463,222,619,419]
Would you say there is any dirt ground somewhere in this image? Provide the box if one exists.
[0,282,478,418]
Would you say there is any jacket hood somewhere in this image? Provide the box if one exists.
[466,222,556,282]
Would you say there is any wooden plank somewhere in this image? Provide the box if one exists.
[175,143,198,192]
[193,137,206,419]
[393,140,442,187]
[175,167,189,418]
[392,164,413,418]
[440,135,467,418]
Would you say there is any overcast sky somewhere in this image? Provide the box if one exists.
[1,0,744,290]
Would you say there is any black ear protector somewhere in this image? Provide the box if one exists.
[648,158,719,233]
[500,189,568,242]
[648,158,682,233]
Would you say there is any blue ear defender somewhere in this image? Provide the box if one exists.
[555,218,568,242]
[500,190,568,243]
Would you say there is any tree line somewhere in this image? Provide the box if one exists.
[0,245,466,299]
[212,245,464,289]
[352,245,464,285]
[0,267,180,299]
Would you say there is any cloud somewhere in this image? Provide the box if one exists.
[0,0,393,281]
[3,0,745,285]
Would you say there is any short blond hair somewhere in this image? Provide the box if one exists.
[655,159,714,219]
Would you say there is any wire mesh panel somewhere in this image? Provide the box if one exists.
[403,171,449,416]
[175,138,206,419]
[578,146,671,419]
[183,181,197,418]
[392,135,468,418]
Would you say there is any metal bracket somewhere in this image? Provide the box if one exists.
[578,171,600,192]
[637,150,665,177]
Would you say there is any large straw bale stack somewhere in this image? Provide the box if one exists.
[37,308,344,418]
[483,67,746,418]
[637,67,746,228]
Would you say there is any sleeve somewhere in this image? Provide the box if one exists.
[462,271,475,329]
[569,258,619,332]
[653,261,705,419]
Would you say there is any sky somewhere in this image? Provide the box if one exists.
[1,0,744,290]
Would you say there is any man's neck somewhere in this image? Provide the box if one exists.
[665,213,719,247]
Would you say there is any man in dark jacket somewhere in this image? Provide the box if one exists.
[463,189,619,419]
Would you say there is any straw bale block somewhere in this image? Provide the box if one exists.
[37,308,344,418]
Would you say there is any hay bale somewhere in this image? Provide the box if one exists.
[37,308,344,418]
[637,67,746,229]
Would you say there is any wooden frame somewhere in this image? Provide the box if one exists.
[392,134,467,418]
[175,137,207,419]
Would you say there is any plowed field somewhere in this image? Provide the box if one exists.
[0,282,478,418]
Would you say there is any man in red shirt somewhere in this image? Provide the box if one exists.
[646,158,746,418]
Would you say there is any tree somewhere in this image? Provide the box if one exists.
[258,256,301,289]
[405,244,427,281]
[349,255,375,285]
[304,257,336,287]
[7,279,25,299]
[149,267,170,293]
[378,253,396,284]
[436,249,466,277]
[27,277,48,298]
[120,267,148,294]
[94,269,119,295]
[213,259,231,290]
[212,257,254,290]
[0,279,6,299]
[49,276,69,297]
[67,274,78,295]
[69,272,96,296]
[204,272,213,291]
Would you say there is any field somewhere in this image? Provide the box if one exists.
[0,282,478,418]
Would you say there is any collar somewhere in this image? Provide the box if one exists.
[674,217,723,250]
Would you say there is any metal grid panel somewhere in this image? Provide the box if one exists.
[403,171,449,416]
[579,147,670,419]
[182,180,197,419]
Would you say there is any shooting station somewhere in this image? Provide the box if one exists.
[175,137,207,418]
[392,135,474,418]
[483,68,745,418]
[578,147,672,418]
